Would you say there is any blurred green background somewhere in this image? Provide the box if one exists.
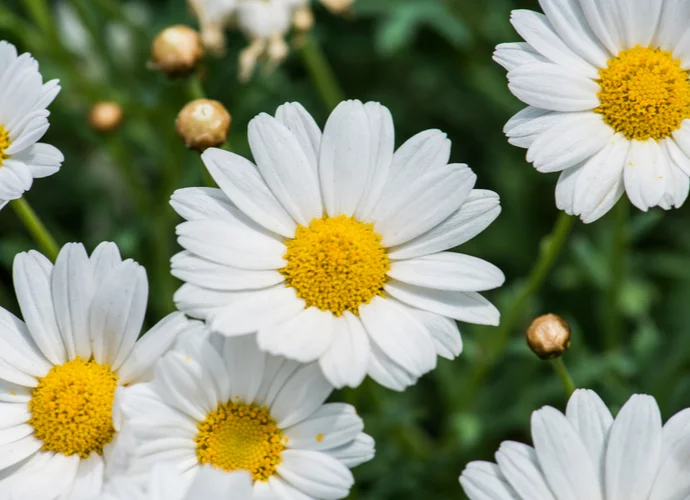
[1,0,689,498]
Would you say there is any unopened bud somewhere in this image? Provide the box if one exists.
[151,25,204,78]
[320,0,353,14]
[293,6,315,31]
[89,101,124,133]
[176,99,231,152]
[526,314,571,360]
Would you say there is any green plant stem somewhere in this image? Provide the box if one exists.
[11,198,60,262]
[187,75,206,101]
[459,212,575,410]
[605,200,628,349]
[550,357,576,398]
[299,35,345,112]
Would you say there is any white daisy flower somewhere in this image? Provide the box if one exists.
[0,41,63,211]
[460,389,690,500]
[122,333,374,500]
[171,100,503,391]
[188,0,238,54]
[496,0,690,222]
[98,465,254,500]
[0,242,193,499]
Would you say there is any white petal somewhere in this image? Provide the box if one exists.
[258,306,333,363]
[90,242,122,285]
[648,409,690,500]
[277,449,353,500]
[265,476,314,500]
[0,403,30,429]
[11,143,63,180]
[660,140,690,209]
[665,135,690,178]
[318,313,369,389]
[579,0,624,55]
[319,100,372,217]
[249,113,322,225]
[202,148,296,238]
[170,187,236,222]
[366,341,418,391]
[67,454,104,499]
[325,432,375,468]
[493,42,548,71]
[155,352,210,421]
[270,362,332,428]
[185,467,253,500]
[624,139,666,211]
[174,283,234,320]
[555,164,582,215]
[0,307,51,379]
[387,189,501,260]
[6,114,48,155]
[223,335,266,405]
[275,102,322,175]
[507,63,600,112]
[617,0,662,49]
[460,461,518,500]
[495,441,554,500]
[285,403,363,452]
[654,0,690,51]
[0,435,41,471]
[385,279,500,326]
[605,394,662,500]
[406,307,462,360]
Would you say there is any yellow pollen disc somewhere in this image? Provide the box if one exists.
[195,401,285,482]
[281,215,390,316]
[0,125,10,167]
[28,357,118,458]
[595,45,690,140]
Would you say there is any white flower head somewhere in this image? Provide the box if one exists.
[171,100,503,391]
[0,41,63,211]
[0,242,195,499]
[122,333,374,500]
[496,0,690,223]
[460,389,690,500]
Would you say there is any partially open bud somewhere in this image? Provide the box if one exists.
[89,101,124,133]
[176,99,231,152]
[151,25,204,78]
[293,6,315,32]
[526,314,571,360]
[320,0,353,14]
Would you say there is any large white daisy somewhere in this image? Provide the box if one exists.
[496,0,690,222]
[460,389,690,500]
[0,242,193,499]
[171,100,503,391]
[122,333,374,500]
[0,40,63,211]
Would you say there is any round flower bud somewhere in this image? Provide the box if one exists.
[320,0,353,14]
[151,25,204,78]
[526,314,571,360]
[89,101,124,133]
[293,6,315,32]
[176,99,231,152]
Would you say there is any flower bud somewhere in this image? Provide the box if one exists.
[176,99,231,152]
[320,0,353,14]
[89,101,124,133]
[293,6,315,32]
[151,25,204,78]
[526,314,571,360]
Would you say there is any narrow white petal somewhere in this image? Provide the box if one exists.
[495,441,554,500]
[274,102,322,175]
[90,242,122,285]
[277,449,354,500]
[318,313,370,389]
[66,454,104,500]
[406,307,462,360]
[624,139,666,211]
[654,0,690,51]
[185,467,253,500]
[285,403,363,451]
[11,143,63,179]
[222,335,265,405]
[494,42,548,71]
[258,306,333,363]
[0,435,41,471]
[555,164,582,215]
[367,341,418,391]
[0,307,51,378]
[170,187,236,222]
[617,0,662,49]
[460,461,518,500]
[270,362,332,428]
[325,432,375,468]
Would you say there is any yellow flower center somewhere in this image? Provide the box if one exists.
[0,125,10,167]
[195,401,285,482]
[281,215,390,316]
[595,45,690,140]
[28,358,118,458]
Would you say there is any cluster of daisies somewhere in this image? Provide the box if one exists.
[188,0,351,81]
[4,0,690,498]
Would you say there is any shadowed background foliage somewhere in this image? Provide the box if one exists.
[1,0,688,498]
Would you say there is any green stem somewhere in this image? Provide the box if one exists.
[459,212,575,410]
[11,198,60,262]
[605,200,627,349]
[187,75,206,101]
[299,35,345,112]
[551,357,576,398]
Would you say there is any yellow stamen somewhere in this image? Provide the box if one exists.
[29,357,118,458]
[0,125,10,167]
[281,215,390,316]
[595,45,690,140]
[195,401,284,482]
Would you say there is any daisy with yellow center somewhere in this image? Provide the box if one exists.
[123,334,374,500]
[495,0,690,223]
[171,100,504,391]
[0,40,64,211]
[0,242,194,499]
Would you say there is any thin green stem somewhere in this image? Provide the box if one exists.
[298,35,345,112]
[11,198,60,262]
[604,200,627,349]
[550,357,576,398]
[187,75,206,101]
[459,212,575,410]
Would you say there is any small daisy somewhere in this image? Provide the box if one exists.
[460,389,690,500]
[99,465,254,500]
[188,0,238,55]
[0,242,193,499]
[122,333,374,500]
[0,41,63,211]
[496,0,690,222]
[171,100,503,391]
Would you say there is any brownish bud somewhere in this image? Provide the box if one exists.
[176,99,231,152]
[151,25,204,78]
[293,6,315,32]
[89,101,124,133]
[320,0,354,14]
[526,314,571,360]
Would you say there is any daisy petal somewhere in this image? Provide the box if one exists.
[285,403,363,451]
[624,139,666,211]
[555,164,582,215]
[90,242,122,285]
[275,102,322,174]
[318,313,370,389]
[326,432,375,468]
[493,42,548,71]
[66,454,104,500]
[406,307,462,360]
[617,0,662,49]
[460,461,518,500]
[170,187,236,222]
[258,307,333,363]
[495,441,554,500]
[222,335,266,405]
[277,449,353,500]
[579,0,623,55]
[366,342,417,391]
[654,0,690,51]
[12,143,63,179]
[270,362,332,428]
[0,435,42,471]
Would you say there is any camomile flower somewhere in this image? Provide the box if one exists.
[496,0,690,222]
[187,0,238,55]
[171,100,503,391]
[460,389,690,500]
[0,41,63,211]
[97,465,254,500]
[0,242,193,499]
[122,333,374,500]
